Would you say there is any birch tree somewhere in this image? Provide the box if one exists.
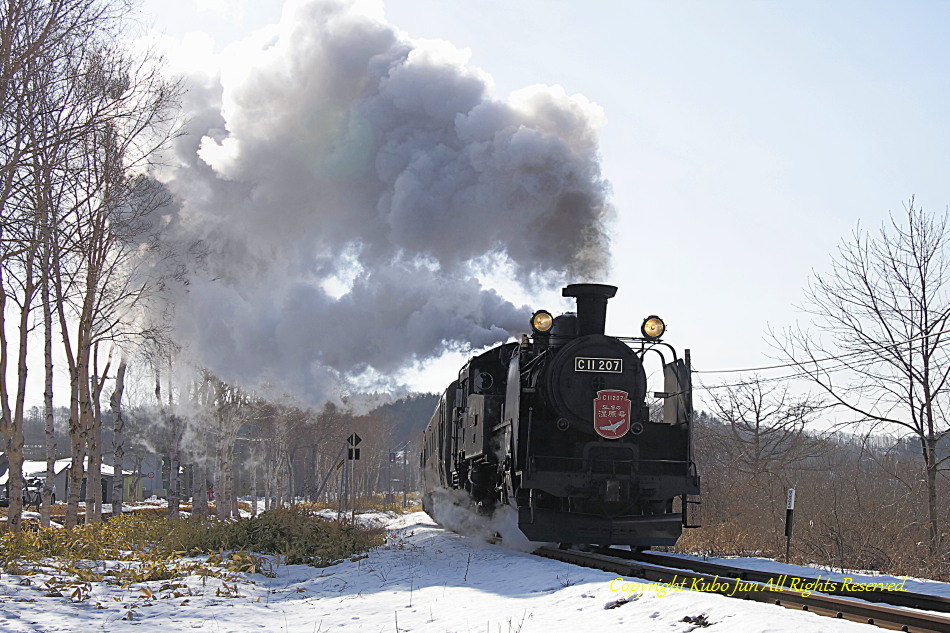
[49,37,179,526]
[1,0,181,529]
[0,0,123,530]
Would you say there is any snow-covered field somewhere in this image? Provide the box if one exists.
[0,510,945,632]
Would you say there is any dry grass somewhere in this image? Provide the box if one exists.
[0,505,385,572]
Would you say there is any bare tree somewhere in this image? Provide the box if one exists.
[47,37,179,526]
[210,377,246,519]
[775,199,950,555]
[0,0,123,531]
[186,374,212,517]
[706,376,824,477]
[153,356,184,519]
[0,0,181,529]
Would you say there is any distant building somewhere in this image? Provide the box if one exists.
[0,456,142,504]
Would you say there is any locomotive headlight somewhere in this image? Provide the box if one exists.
[641,315,665,339]
[531,310,554,333]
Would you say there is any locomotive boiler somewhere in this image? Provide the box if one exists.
[420,283,700,547]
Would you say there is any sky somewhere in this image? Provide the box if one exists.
[1,508,943,632]
[123,0,950,407]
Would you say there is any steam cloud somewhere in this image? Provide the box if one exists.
[160,0,612,401]
[426,488,547,552]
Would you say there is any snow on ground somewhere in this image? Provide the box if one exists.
[0,511,943,632]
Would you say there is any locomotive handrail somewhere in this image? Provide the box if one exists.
[518,347,549,374]
[616,337,681,364]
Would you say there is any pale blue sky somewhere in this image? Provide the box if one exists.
[137,0,950,399]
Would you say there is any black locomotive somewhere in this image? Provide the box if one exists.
[420,283,700,547]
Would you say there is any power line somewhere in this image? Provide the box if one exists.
[693,354,885,391]
[693,327,950,375]
[690,327,950,391]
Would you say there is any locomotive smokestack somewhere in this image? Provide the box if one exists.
[562,283,617,336]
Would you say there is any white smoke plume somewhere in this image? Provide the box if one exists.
[158,0,612,401]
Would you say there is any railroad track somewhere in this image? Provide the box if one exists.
[612,549,950,614]
[536,546,950,633]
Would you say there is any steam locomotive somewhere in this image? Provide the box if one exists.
[420,284,700,546]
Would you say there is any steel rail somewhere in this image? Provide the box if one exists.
[536,546,950,633]
[611,549,950,615]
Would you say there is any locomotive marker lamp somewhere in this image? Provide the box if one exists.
[641,315,665,339]
[531,310,554,333]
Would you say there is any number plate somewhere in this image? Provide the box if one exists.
[575,357,623,373]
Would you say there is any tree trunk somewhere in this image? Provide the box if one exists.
[251,458,258,516]
[77,345,97,523]
[64,373,83,529]
[214,430,229,519]
[164,369,183,521]
[924,436,941,555]
[51,205,80,529]
[0,237,42,531]
[265,451,274,511]
[110,357,127,516]
[191,455,208,517]
[167,413,182,519]
[41,238,55,527]
[0,285,26,526]
[85,346,109,523]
